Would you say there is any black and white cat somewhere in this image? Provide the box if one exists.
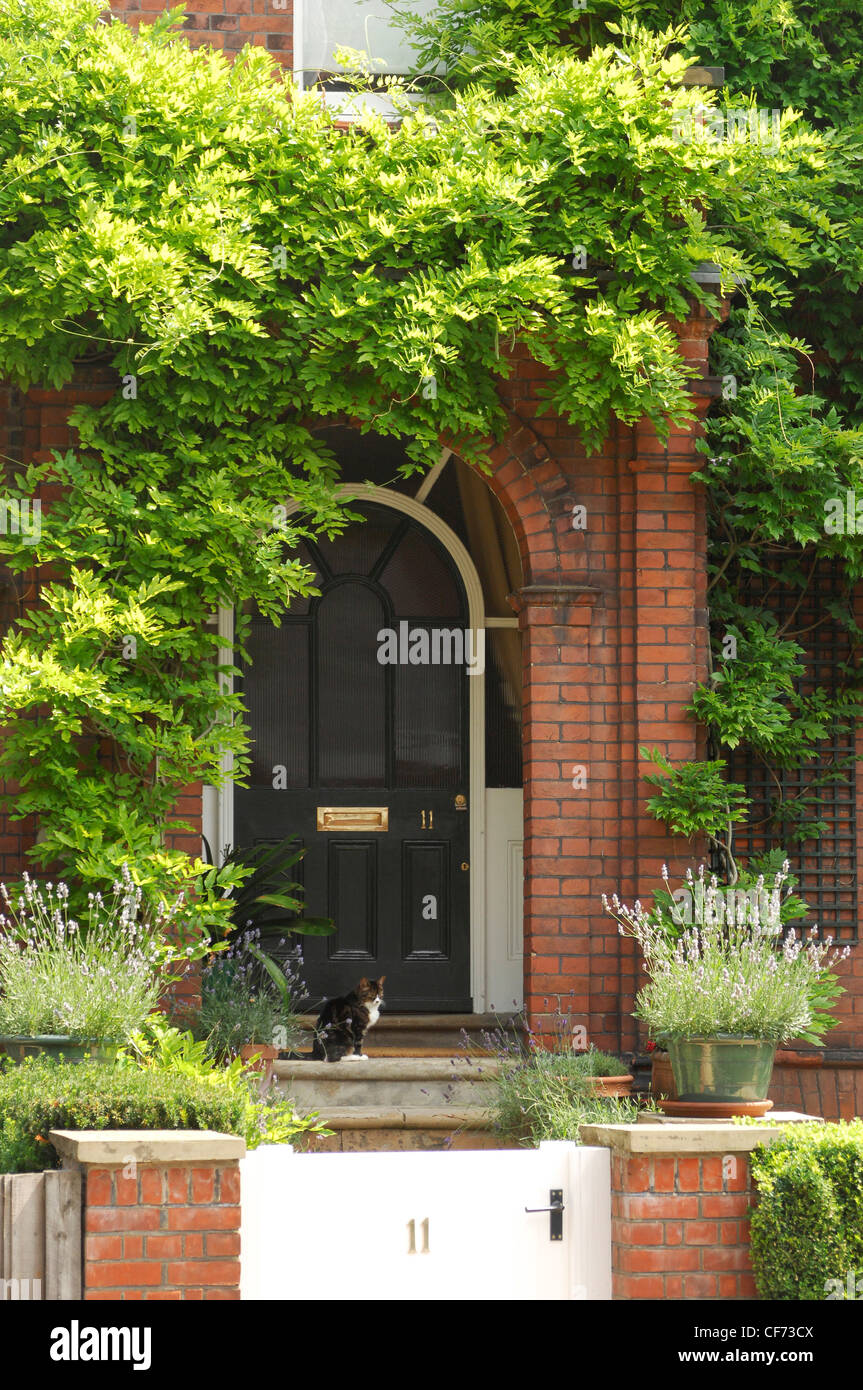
[311,977,385,1062]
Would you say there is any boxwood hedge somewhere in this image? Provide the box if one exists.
[749,1120,863,1300]
[0,1057,247,1173]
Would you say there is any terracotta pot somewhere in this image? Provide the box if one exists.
[584,1074,633,1098]
[659,1098,774,1120]
[239,1043,278,1073]
[650,1051,678,1100]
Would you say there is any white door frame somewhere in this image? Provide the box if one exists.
[210,484,490,1010]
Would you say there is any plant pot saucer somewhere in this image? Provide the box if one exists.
[659,1098,774,1119]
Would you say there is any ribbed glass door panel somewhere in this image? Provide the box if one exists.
[394,642,462,788]
[317,583,387,787]
[244,619,309,788]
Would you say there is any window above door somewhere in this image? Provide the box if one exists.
[294,0,445,119]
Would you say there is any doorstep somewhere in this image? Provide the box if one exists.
[292,1012,515,1058]
[273,1055,499,1109]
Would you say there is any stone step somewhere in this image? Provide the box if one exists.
[274,1056,500,1109]
[300,1105,506,1153]
[282,1015,514,1151]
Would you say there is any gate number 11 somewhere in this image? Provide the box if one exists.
[407,1218,430,1254]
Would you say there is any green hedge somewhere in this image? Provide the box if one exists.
[0,1057,247,1173]
[749,1121,863,1300]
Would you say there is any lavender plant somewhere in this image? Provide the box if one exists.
[194,930,305,1059]
[0,868,163,1042]
[472,1005,641,1146]
[603,863,849,1045]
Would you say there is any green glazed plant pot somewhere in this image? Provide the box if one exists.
[668,1037,777,1102]
[0,1035,119,1065]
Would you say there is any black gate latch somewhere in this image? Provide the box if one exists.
[524,1189,564,1241]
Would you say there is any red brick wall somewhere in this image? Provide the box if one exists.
[83,1161,241,1300]
[109,0,294,64]
[111,0,581,75]
[611,1148,757,1301]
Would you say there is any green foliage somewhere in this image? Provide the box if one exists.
[566,1046,630,1078]
[0,1054,247,1173]
[680,2,863,855]
[690,611,862,765]
[404,0,863,868]
[214,839,335,942]
[0,0,857,899]
[750,1121,863,1300]
[118,1014,328,1149]
[640,747,750,844]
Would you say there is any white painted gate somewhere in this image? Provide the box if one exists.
[241,1142,610,1300]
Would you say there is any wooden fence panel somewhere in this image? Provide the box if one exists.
[44,1170,82,1300]
[0,1170,82,1300]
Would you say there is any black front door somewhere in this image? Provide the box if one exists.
[234,503,472,1011]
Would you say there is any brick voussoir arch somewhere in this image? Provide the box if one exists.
[459,412,572,586]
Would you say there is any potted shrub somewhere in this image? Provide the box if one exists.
[483,1048,643,1146]
[470,1011,642,1146]
[0,871,163,1063]
[568,1045,634,1098]
[192,933,304,1073]
[603,862,849,1115]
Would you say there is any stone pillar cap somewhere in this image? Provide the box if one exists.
[579,1115,819,1153]
[49,1129,246,1165]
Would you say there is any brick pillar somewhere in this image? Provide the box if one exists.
[616,415,710,1050]
[579,1121,808,1300]
[50,1129,245,1301]
[514,583,600,1035]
